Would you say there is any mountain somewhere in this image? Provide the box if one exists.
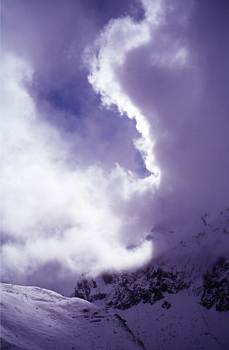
[0,283,144,350]
[73,210,229,350]
[73,256,229,350]
[1,210,229,350]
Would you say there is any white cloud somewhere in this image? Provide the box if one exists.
[0,53,152,280]
[87,0,163,186]
[87,0,190,190]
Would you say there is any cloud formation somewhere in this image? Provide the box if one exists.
[1,0,229,292]
[87,0,162,185]
[87,0,229,251]
[1,52,154,287]
[118,0,229,227]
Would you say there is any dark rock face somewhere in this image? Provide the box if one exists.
[73,267,189,310]
[108,269,188,310]
[201,257,229,312]
[73,256,229,313]
[73,279,104,300]
[161,300,172,309]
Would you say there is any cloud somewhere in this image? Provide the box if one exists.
[115,0,229,227]
[1,0,229,293]
[2,1,169,287]
[86,0,229,256]
[87,0,162,186]
[86,0,195,225]
[86,0,193,192]
[1,53,153,284]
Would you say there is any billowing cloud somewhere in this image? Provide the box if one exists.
[1,52,154,289]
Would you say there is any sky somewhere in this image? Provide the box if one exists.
[1,0,229,293]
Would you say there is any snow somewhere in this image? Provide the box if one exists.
[0,283,143,350]
[117,290,229,350]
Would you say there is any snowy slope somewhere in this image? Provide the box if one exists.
[0,283,144,350]
[118,291,229,350]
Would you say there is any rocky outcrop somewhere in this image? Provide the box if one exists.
[73,210,229,313]
[201,256,229,311]
[73,267,189,310]
[74,257,229,312]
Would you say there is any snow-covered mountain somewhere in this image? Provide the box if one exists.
[0,283,145,350]
[1,210,229,350]
[73,256,229,350]
[73,210,229,350]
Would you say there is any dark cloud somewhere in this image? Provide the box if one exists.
[117,0,229,225]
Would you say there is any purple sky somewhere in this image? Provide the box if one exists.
[1,0,229,293]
